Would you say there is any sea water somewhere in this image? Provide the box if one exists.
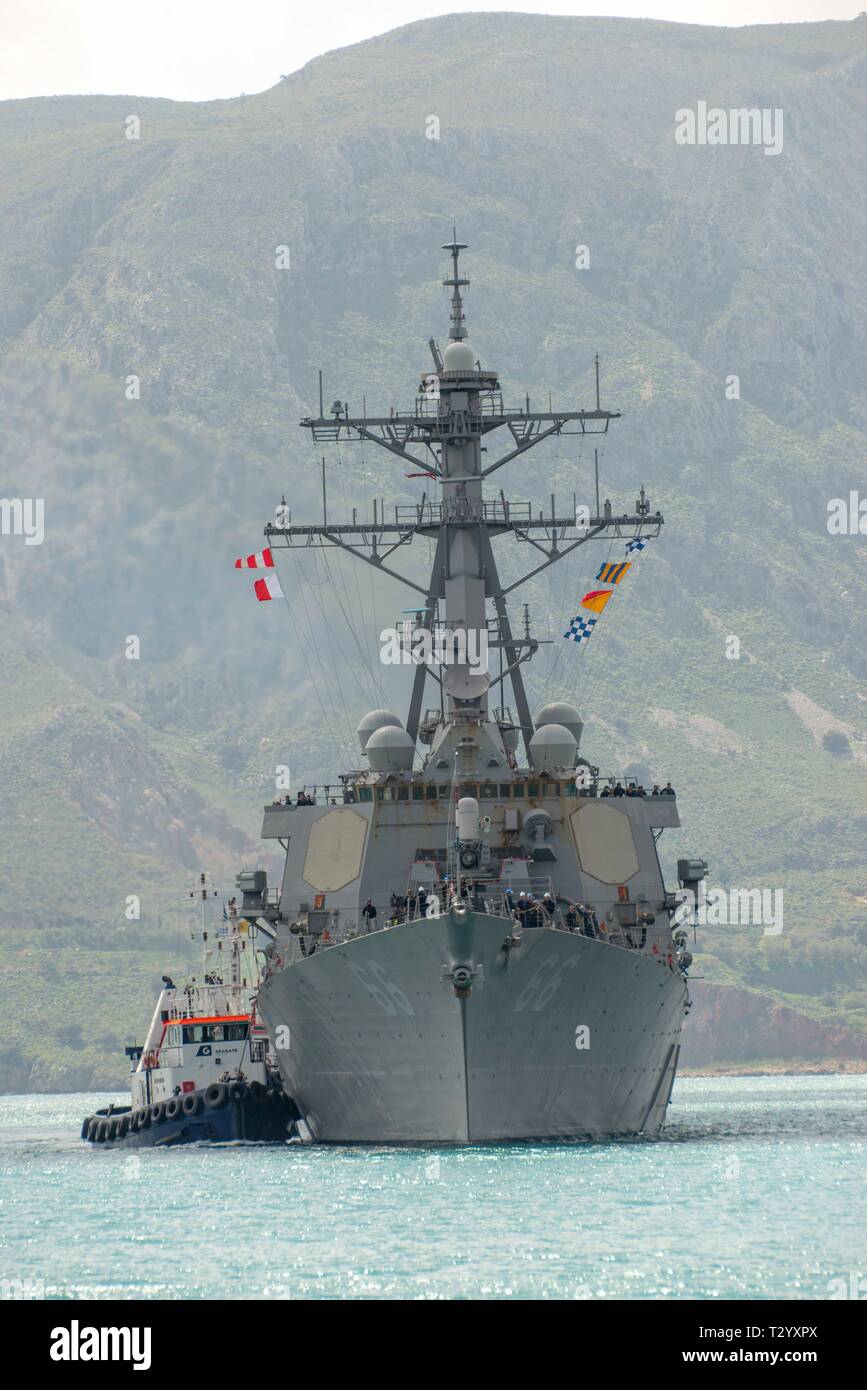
[1,1076,864,1300]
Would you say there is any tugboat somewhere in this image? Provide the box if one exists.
[81,874,298,1147]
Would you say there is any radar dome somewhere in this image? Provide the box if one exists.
[536,701,583,747]
[365,725,415,774]
[528,723,577,773]
[356,709,402,753]
[443,340,476,373]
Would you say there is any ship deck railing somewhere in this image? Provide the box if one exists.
[267,898,661,972]
[393,498,534,528]
[265,778,676,809]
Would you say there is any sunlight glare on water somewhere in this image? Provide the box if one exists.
[1,1077,864,1300]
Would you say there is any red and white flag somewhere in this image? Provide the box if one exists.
[235,547,274,569]
[254,573,284,603]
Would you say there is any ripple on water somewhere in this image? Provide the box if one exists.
[0,1078,864,1299]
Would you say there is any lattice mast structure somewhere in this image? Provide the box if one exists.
[265,240,662,758]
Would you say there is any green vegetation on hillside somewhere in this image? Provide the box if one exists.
[1,14,865,1089]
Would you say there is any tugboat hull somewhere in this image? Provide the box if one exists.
[258,912,686,1143]
[82,1083,297,1148]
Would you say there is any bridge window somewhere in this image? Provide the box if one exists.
[183,1024,213,1043]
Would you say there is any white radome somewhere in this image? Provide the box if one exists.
[536,702,583,747]
[356,708,402,753]
[528,723,577,772]
[442,339,476,372]
[365,725,415,773]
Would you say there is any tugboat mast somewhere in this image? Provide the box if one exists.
[266,240,662,760]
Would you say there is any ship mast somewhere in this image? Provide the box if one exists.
[266,240,662,760]
[188,870,248,991]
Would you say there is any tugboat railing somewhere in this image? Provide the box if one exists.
[164,984,253,1020]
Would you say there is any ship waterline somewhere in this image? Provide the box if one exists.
[257,909,686,1143]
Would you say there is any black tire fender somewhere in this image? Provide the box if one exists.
[204,1082,229,1111]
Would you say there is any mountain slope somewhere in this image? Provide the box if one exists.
[1,14,866,1089]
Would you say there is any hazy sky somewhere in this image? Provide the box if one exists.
[1,1,858,103]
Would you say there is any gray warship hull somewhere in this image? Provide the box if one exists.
[258,910,685,1143]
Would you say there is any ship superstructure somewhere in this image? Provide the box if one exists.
[249,240,705,1142]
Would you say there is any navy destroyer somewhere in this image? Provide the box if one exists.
[244,239,706,1143]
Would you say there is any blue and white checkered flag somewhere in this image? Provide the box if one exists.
[625,536,649,554]
[563,615,597,645]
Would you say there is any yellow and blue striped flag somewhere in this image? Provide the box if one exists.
[595,561,632,586]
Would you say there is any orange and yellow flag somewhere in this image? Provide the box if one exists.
[580,589,614,615]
